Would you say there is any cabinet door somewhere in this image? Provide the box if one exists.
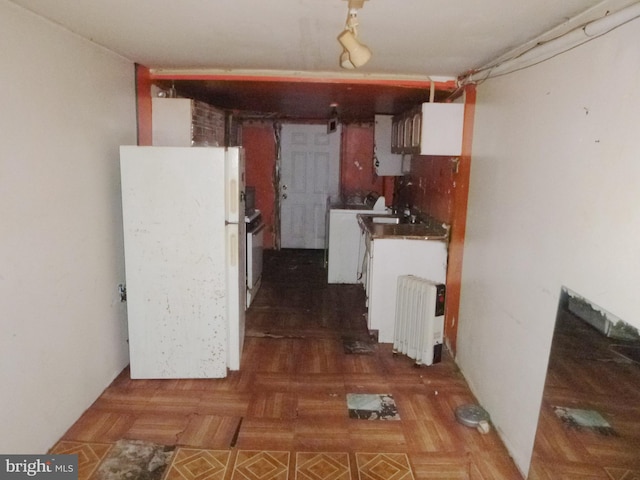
[419,103,464,156]
[152,98,193,146]
[364,234,373,308]
[368,238,448,343]
[391,120,399,151]
[403,116,412,150]
[356,228,368,287]
[411,112,421,148]
[394,118,404,154]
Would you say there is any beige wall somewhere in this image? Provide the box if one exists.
[457,16,640,476]
[0,1,136,452]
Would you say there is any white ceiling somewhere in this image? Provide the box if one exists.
[9,0,638,117]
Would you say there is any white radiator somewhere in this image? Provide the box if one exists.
[393,275,445,366]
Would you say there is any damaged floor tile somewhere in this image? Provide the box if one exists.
[94,439,174,480]
[553,406,617,436]
[347,394,400,420]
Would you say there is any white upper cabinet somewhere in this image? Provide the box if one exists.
[152,97,226,147]
[392,103,464,156]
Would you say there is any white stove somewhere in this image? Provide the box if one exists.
[245,209,264,307]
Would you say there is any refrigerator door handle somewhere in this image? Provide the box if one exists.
[229,179,238,217]
[229,230,238,267]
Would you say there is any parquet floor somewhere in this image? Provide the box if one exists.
[54,249,522,479]
[528,308,640,479]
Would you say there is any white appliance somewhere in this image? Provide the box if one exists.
[327,197,387,284]
[362,235,447,343]
[245,210,264,307]
[120,146,246,379]
[393,275,445,366]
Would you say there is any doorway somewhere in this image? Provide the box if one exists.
[279,123,340,249]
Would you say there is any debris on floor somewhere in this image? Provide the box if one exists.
[342,335,376,354]
[95,439,174,480]
[347,393,400,420]
[553,406,617,436]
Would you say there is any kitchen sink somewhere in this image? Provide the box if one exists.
[358,212,449,240]
[371,216,401,224]
[372,216,428,226]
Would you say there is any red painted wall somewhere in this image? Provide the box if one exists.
[135,64,152,146]
[242,121,277,249]
[340,123,386,202]
[443,87,476,355]
[407,156,456,224]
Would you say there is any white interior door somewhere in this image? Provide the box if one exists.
[280,123,340,249]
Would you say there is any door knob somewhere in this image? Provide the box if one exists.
[282,184,287,190]
[282,193,288,199]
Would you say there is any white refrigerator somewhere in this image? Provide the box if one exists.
[120,146,246,379]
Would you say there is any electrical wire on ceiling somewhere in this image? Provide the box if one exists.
[458,2,640,86]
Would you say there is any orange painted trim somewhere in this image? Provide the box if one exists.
[444,84,476,356]
[135,64,153,146]
[149,71,457,90]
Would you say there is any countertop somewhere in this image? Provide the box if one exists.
[329,195,387,212]
[357,213,450,241]
[331,203,378,211]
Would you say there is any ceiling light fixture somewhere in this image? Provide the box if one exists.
[338,0,371,69]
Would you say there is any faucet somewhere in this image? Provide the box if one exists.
[393,180,414,220]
